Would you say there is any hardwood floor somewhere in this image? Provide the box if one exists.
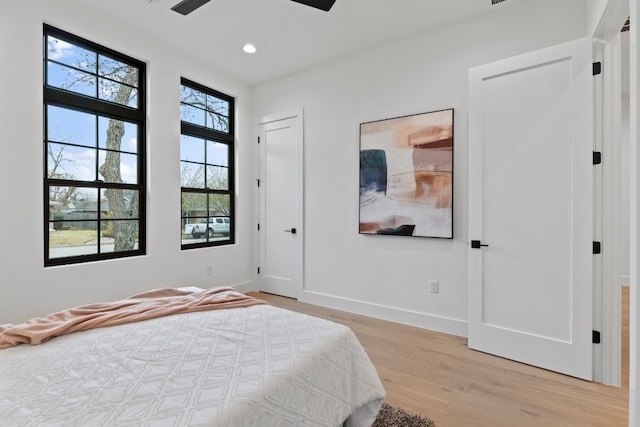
[248,289,630,427]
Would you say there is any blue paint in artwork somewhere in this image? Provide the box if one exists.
[360,149,387,194]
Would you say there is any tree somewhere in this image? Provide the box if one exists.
[206,166,230,216]
[97,67,139,251]
[180,150,230,219]
[180,85,229,132]
[209,194,230,217]
[47,144,77,219]
[55,42,140,251]
[180,162,205,220]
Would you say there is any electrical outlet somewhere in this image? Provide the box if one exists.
[206,265,213,276]
[429,280,439,294]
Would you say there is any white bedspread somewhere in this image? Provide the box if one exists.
[0,304,385,426]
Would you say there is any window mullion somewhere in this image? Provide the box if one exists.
[45,88,143,122]
[181,122,232,143]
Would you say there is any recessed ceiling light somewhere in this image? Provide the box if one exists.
[243,44,257,54]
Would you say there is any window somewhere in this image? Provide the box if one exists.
[180,79,235,248]
[44,25,146,266]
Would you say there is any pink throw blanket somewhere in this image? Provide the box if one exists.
[0,287,266,349]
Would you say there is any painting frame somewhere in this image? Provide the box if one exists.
[359,108,454,239]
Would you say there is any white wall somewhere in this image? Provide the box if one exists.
[251,0,589,336]
[0,1,254,324]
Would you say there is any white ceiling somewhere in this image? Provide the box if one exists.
[77,0,511,85]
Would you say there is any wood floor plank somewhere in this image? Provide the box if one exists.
[248,290,629,426]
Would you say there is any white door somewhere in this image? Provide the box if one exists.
[468,38,594,380]
[258,113,303,298]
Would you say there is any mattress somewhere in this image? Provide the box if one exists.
[0,303,385,426]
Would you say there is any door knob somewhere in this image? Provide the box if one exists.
[284,228,297,234]
[471,240,489,249]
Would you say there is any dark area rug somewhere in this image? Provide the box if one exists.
[373,402,435,427]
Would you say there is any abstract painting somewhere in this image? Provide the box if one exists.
[359,109,453,238]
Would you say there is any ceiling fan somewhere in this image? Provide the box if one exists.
[171,0,336,15]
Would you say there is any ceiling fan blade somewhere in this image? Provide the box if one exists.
[290,0,336,12]
[171,0,211,15]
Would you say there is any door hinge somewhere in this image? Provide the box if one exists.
[256,179,260,187]
[593,151,602,165]
[257,223,260,231]
[257,136,261,144]
[593,330,601,344]
[257,267,260,274]
[593,241,602,254]
[593,62,602,76]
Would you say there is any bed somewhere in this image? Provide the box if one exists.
[0,287,385,426]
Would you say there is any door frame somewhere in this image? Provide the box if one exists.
[627,0,640,423]
[593,0,629,387]
[257,109,305,298]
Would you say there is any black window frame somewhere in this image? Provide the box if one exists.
[180,78,235,249]
[43,24,146,266]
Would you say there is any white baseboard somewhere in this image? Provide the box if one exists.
[300,290,468,338]
[231,280,256,294]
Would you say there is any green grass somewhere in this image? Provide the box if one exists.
[49,229,98,246]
